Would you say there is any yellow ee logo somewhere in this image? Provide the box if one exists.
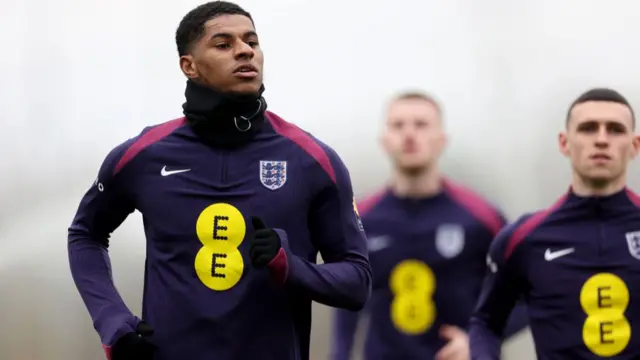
[580,272,631,357]
[194,203,246,291]
[389,259,436,335]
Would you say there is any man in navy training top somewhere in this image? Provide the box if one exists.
[67,2,372,360]
[331,92,528,360]
[470,88,640,360]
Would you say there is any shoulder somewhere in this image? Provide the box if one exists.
[104,117,186,178]
[442,179,505,235]
[489,212,537,258]
[502,193,570,259]
[356,189,389,218]
[265,111,344,185]
[490,194,568,263]
[625,188,640,208]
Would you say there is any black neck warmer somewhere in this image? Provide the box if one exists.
[182,79,267,149]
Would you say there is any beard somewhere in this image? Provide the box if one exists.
[580,173,622,189]
[395,162,430,177]
[576,163,625,190]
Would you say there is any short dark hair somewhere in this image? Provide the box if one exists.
[175,1,253,56]
[566,87,635,126]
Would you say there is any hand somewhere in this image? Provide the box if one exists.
[250,216,281,267]
[110,322,156,360]
[435,325,469,360]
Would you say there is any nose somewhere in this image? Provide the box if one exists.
[594,126,610,148]
[404,135,416,146]
[234,41,255,60]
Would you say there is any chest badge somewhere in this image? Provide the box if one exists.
[625,231,640,260]
[435,224,465,259]
[260,160,287,190]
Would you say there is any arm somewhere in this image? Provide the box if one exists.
[68,143,139,350]
[330,308,363,360]
[503,300,528,338]
[491,212,529,339]
[469,219,528,360]
[436,211,519,360]
[274,151,372,311]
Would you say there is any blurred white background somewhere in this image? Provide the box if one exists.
[1,0,640,359]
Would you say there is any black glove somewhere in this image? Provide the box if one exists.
[250,216,282,267]
[111,322,156,360]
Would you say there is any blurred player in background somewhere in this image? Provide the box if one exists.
[331,92,528,360]
[470,88,640,359]
[67,2,371,360]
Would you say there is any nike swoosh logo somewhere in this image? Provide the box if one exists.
[544,247,575,261]
[160,166,191,176]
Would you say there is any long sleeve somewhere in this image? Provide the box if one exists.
[330,308,363,360]
[469,217,529,360]
[503,301,528,338]
[276,149,372,311]
[68,142,139,348]
[490,212,529,340]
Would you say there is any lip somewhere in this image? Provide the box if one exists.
[233,64,259,78]
[590,154,611,161]
[402,144,417,154]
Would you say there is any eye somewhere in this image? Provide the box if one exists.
[247,40,259,47]
[391,122,403,130]
[415,120,428,129]
[577,122,598,133]
[215,43,231,49]
[608,123,627,134]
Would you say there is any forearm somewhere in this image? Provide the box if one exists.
[330,308,362,360]
[68,235,139,346]
[286,253,371,311]
[503,301,529,338]
[469,317,503,360]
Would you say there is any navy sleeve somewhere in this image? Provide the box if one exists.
[497,212,508,232]
[278,147,372,311]
[331,308,362,360]
[68,141,139,349]
[503,301,528,338]
[494,211,529,339]
[469,215,531,360]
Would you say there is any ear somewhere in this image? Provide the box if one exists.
[179,55,198,79]
[631,134,640,159]
[558,131,570,157]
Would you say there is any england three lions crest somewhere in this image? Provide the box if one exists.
[260,161,287,190]
[626,231,640,260]
[436,224,465,259]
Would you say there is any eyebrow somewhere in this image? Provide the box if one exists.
[580,119,628,125]
[210,30,258,40]
[577,119,632,130]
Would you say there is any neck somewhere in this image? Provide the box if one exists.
[391,167,442,198]
[571,172,626,197]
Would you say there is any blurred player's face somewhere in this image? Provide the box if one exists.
[179,14,264,95]
[381,98,447,174]
[559,101,639,186]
